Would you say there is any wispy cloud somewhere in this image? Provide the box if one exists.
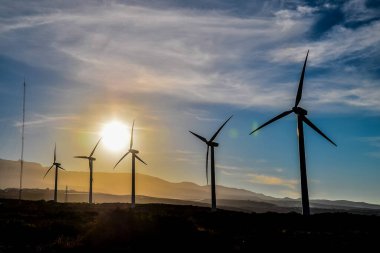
[309,83,380,111]
[174,149,198,155]
[221,170,237,176]
[217,164,242,171]
[271,22,380,67]
[1,1,378,112]
[174,157,194,162]
[358,136,380,147]
[274,168,284,173]
[343,0,380,23]
[368,152,380,158]
[184,109,221,122]
[247,173,298,190]
[14,114,79,127]
[358,136,380,159]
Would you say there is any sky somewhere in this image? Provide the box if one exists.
[0,0,380,203]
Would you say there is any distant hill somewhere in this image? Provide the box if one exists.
[1,158,380,214]
[0,158,278,201]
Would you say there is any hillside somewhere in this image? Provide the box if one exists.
[0,158,275,201]
[1,158,380,213]
[0,199,379,252]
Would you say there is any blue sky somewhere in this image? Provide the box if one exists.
[0,0,379,203]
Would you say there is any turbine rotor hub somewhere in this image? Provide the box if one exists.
[89,157,96,161]
[292,107,308,115]
[208,142,219,147]
[54,163,61,166]
[130,149,139,154]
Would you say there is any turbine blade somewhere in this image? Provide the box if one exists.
[54,143,56,163]
[302,116,337,147]
[130,120,135,149]
[74,156,89,159]
[135,154,147,165]
[58,166,65,170]
[210,115,233,142]
[189,131,208,144]
[114,151,130,169]
[43,164,54,179]
[206,146,209,185]
[295,50,309,107]
[89,137,102,157]
[249,110,292,135]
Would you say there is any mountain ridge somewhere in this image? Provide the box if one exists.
[1,158,379,212]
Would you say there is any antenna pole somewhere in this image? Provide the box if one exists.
[19,79,26,200]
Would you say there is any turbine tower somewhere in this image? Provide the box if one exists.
[249,50,337,216]
[189,115,232,211]
[43,143,64,202]
[19,79,26,200]
[114,121,147,208]
[74,138,102,204]
[65,185,68,203]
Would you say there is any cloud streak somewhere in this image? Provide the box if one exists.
[0,0,379,112]
[14,114,79,127]
[247,173,298,190]
[358,136,380,159]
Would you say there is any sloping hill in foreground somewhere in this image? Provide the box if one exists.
[0,199,379,252]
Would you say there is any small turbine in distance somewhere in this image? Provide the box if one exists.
[43,143,65,202]
[74,137,102,204]
[114,120,147,208]
[189,115,233,211]
[249,50,337,216]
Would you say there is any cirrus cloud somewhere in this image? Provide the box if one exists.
[0,0,379,113]
[247,173,298,190]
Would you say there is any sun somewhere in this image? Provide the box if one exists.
[101,121,130,151]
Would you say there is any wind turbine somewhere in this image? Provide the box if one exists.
[114,121,147,208]
[249,50,337,216]
[74,138,102,204]
[189,115,233,211]
[43,143,64,202]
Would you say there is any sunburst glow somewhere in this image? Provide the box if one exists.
[101,121,130,151]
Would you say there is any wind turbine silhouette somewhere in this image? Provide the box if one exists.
[249,50,337,216]
[43,143,64,202]
[74,138,102,204]
[189,115,233,211]
[114,121,147,208]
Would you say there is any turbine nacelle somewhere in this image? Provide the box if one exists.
[130,149,139,154]
[189,115,233,189]
[208,142,219,147]
[44,144,65,180]
[292,107,308,116]
[114,121,147,169]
